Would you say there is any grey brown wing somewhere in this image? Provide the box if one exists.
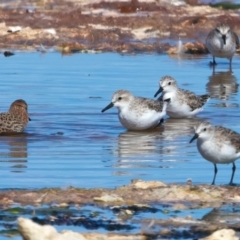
[216,126,240,152]
[233,31,239,49]
[206,29,215,44]
[228,130,240,152]
[180,89,210,111]
[137,97,164,112]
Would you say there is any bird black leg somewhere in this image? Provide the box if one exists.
[229,162,236,186]
[213,57,217,65]
[211,164,217,185]
[210,57,217,66]
[229,58,233,72]
[155,119,164,128]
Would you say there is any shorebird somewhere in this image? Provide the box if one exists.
[206,23,239,67]
[0,99,31,133]
[190,121,240,185]
[154,76,210,118]
[101,90,168,130]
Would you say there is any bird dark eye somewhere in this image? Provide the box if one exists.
[203,128,207,131]
[118,97,122,100]
[216,28,220,33]
[168,82,171,85]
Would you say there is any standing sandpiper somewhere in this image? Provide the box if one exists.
[206,23,239,67]
[190,121,240,185]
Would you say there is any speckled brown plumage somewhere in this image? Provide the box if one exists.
[214,126,240,153]
[112,90,165,113]
[0,99,30,133]
[176,89,210,111]
[128,96,164,113]
[160,76,210,111]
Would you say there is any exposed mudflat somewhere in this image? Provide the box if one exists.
[1,180,240,239]
[1,179,239,206]
[1,0,240,54]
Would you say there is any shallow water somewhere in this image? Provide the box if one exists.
[1,51,240,239]
[0,202,214,237]
[0,52,240,189]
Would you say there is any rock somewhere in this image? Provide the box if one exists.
[83,233,145,239]
[56,43,86,54]
[43,28,56,35]
[18,217,145,240]
[159,228,173,236]
[132,203,150,208]
[200,229,239,240]
[172,203,187,210]
[57,202,69,208]
[93,194,123,202]
[131,179,167,189]
[57,231,87,240]
[3,51,14,57]
[18,217,87,240]
[18,217,59,240]
[167,41,208,55]
[7,26,22,33]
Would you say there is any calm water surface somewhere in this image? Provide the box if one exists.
[0,52,240,189]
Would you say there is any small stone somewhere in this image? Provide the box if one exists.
[172,203,187,210]
[43,28,56,35]
[93,194,123,202]
[7,26,22,33]
[125,209,133,215]
[159,228,172,236]
[57,203,69,208]
[131,180,166,189]
[3,51,14,57]
[133,204,150,208]
[199,229,238,240]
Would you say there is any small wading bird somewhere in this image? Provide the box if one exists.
[0,99,31,133]
[206,23,239,67]
[189,121,240,185]
[154,76,210,118]
[101,90,169,131]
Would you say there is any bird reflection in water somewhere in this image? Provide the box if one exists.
[116,129,164,160]
[113,118,200,174]
[206,67,239,101]
[202,205,240,224]
[161,118,200,141]
[113,128,166,176]
[0,133,28,173]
